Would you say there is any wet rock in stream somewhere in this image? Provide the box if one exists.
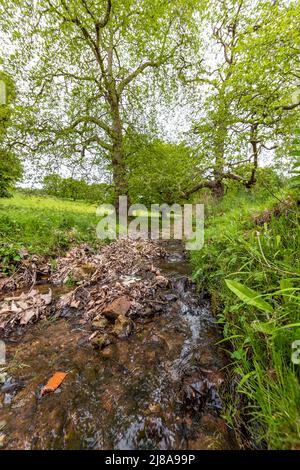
[102,296,132,321]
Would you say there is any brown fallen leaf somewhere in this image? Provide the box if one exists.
[0,288,53,331]
[11,302,21,314]
[40,289,52,305]
[41,372,67,396]
[20,308,36,325]
[70,299,81,309]
[155,275,169,286]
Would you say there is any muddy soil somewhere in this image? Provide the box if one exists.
[0,241,237,450]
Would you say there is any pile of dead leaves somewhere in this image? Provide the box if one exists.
[252,197,295,226]
[51,240,166,287]
[0,289,52,331]
[56,238,169,343]
[0,239,169,341]
[50,245,99,285]
[57,239,167,314]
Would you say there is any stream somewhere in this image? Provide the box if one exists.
[0,241,237,450]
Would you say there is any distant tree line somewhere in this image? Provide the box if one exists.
[42,174,113,203]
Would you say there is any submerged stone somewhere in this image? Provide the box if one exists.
[90,333,112,350]
[92,318,109,330]
[112,316,134,338]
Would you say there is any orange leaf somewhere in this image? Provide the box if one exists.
[41,372,67,396]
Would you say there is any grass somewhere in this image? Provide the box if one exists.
[0,192,101,274]
[191,186,300,449]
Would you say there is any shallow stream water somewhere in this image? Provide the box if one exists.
[0,241,237,450]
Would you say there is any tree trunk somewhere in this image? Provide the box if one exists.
[112,142,128,213]
[108,92,129,213]
[212,102,227,198]
[211,179,225,197]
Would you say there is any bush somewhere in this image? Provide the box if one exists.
[0,149,23,197]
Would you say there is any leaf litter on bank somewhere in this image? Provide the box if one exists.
[0,250,51,293]
[0,289,52,330]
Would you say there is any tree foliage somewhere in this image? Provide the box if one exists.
[0,70,22,197]
[0,0,299,203]
[126,137,198,205]
[183,0,300,197]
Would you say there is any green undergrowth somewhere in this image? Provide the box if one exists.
[191,188,300,449]
[0,193,101,274]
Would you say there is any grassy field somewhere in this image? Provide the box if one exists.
[191,188,300,449]
[0,193,100,273]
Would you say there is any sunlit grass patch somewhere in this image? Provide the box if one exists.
[0,193,101,273]
[0,192,97,214]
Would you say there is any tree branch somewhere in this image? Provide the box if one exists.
[276,99,300,111]
[117,61,159,95]
[81,135,112,151]
[64,116,114,138]
[97,0,111,28]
